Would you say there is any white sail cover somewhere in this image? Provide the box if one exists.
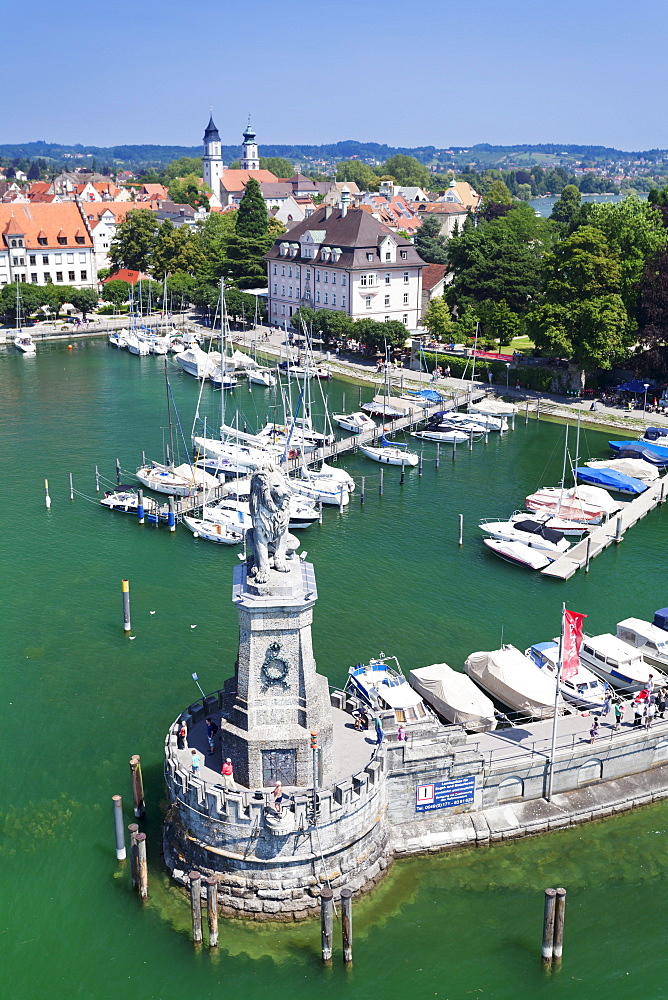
[231,349,259,369]
[585,458,659,482]
[172,463,219,488]
[464,646,560,719]
[409,663,497,732]
[469,398,518,416]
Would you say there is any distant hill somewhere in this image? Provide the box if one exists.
[1,139,666,170]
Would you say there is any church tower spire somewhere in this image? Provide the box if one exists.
[202,110,223,194]
[240,117,259,171]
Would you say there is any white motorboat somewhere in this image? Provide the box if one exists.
[409,662,497,732]
[288,476,350,506]
[255,418,332,453]
[360,436,419,466]
[14,334,36,355]
[585,458,659,483]
[412,429,472,444]
[426,411,507,433]
[346,655,435,730]
[108,330,128,349]
[148,335,170,355]
[168,335,186,354]
[579,634,665,691]
[479,517,570,558]
[483,537,551,570]
[182,515,244,545]
[125,331,150,356]
[193,435,281,472]
[177,346,217,379]
[136,461,218,497]
[469,398,517,417]
[100,489,139,513]
[247,369,277,388]
[361,395,414,419]
[332,411,375,434]
[508,509,587,538]
[201,504,252,534]
[301,462,355,493]
[616,618,668,670]
[464,645,562,719]
[525,641,607,712]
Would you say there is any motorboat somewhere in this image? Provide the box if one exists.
[482,537,551,570]
[182,515,244,545]
[209,367,237,390]
[201,504,251,534]
[136,461,218,497]
[14,334,36,355]
[412,429,473,444]
[360,436,419,466]
[642,426,668,446]
[177,346,217,379]
[193,435,282,471]
[148,335,170,355]
[508,510,588,538]
[464,645,562,719]
[300,462,355,493]
[426,411,507,432]
[616,618,668,670]
[288,475,350,506]
[100,488,140,513]
[575,466,646,496]
[585,458,659,483]
[468,398,517,417]
[609,439,668,468]
[525,641,607,712]
[247,369,277,388]
[409,662,497,732]
[209,489,319,529]
[255,418,333,453]
[525,486,617,524]
[479,517,570,558]
[345,655,435,730]
[332,411,375,434]
[278,361,331,380]
[108,330,128,349]
[579,634,665,691]
[654,608,668,632]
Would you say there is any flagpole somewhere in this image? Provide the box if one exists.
[546,602,566,802]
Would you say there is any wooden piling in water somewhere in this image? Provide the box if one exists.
[525,399,529,424]
[541,888,557,964]
[536,399,541,421]
[615,516,623,543]
[112,795,126,860]
[206,877,219,948]
[189,871,203,945]
[320,888,333,964]
[340,888,353,965]
[122,579,131,633]
[116,459,121,485]
[584,535,591,573]
[44,478,51,509]
[400,464,405,485]
[435,443,440,468]
[69,472,74,501]
[419,449,423,476]
[360,476,365,504]
[135,832,148,901]
[168,496,176,532]
[129,755,145,818]
[128,823,139,889]
[379,467,384,495]
[553,888,566,961]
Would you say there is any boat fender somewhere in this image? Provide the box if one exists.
[216,524,221,534]
[193,531,199,538]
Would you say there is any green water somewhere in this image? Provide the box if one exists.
[3,339,668,1000]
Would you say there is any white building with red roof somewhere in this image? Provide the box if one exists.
[0,202,96,288]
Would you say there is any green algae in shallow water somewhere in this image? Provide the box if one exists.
[0,794,78,855]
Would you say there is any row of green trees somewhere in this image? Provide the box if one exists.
[422,186,668,379]
[108,177,284,291]
[99,277,266,325]
[290,307,408,356]
[0,282,98,323]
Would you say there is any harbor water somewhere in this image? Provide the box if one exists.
[3,338,668,1000]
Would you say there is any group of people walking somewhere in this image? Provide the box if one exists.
[589,678,666,743]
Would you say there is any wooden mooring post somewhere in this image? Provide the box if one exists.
[379,467,384,496]
[584,535,592,573]
[128,823,139,890]
[320,888,334,964]
[614,516,623,543]
[525,399,530,424]
[340,888,353,966]
[541,888,557,965]
[360,476,365,504]
[206,877,219,948]
[135,832,148,901]
[553,888,566,963]
[189,871,203,946]
[129,755,145,818]
[95,465,100,492]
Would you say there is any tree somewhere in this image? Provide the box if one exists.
[260,157,294,177]
[484,299,519,346]
[336,160,380,191]
[236,178,267,239]
[167,174,210,210]
[97,267,112,281]
[550,184,581,225]
[68,287,99,319]
[164,157,203,181]
[152,220,205,277]
[639,249,668,349]
[165,272,195,310]
[354,318,407,355]
[381,155,431,189]
[101,280,131,307]
[525,226,631,374]
[196,211,238,281]
[423,298,455,341]
[109,209,160,271]
[483,180,512,206]
[414,215,448,265]
[27,161,41,181]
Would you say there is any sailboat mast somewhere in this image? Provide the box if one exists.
[165,357,175,467]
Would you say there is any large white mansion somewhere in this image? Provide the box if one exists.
[264,195,426,327]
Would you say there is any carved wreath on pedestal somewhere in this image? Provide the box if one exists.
[261,642,290,688]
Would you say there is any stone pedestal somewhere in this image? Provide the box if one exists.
[224,556,333,789]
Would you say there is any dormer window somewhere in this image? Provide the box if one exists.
[366,252,374,261]
[58,236,67,245]
[321,246,330,261]
[279,242,289,256]
[400,250,408,260]
[38,237,48,246]
[331,247,341,262]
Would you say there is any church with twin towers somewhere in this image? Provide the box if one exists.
[202,113,279,208]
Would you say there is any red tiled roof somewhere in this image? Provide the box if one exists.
[0,202,94,248]
[103,269,150,284]
[421,263,448,292]
[220,169,277,192]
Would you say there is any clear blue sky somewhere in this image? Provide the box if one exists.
[5,0,667,151]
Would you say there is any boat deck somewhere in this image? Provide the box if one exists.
[541,479,667,580]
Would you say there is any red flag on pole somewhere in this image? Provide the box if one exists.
[562,608,587,680]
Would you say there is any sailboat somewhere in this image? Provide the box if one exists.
[360,435,419,466]
[13,284,36,354]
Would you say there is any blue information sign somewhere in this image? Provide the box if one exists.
[415,776,476,812]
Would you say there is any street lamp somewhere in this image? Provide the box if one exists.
[506,362,511,388]
[643,383,650,420]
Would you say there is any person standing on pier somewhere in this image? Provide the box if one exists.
[190,749,202,775]
[273,782,283,816]
[374,715,384,746]
[589,718,600,744]
[221,758,234,789]
[602,686,612,718]
[633,701,644,728]
[177,720,187,750]
[646,702,656,730]
[205,717,219,756]
[614,701,624,730]
[658,688,667,719]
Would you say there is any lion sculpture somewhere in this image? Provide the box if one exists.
[247,465,297,584]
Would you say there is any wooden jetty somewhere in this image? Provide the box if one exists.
[541,479,667,580]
